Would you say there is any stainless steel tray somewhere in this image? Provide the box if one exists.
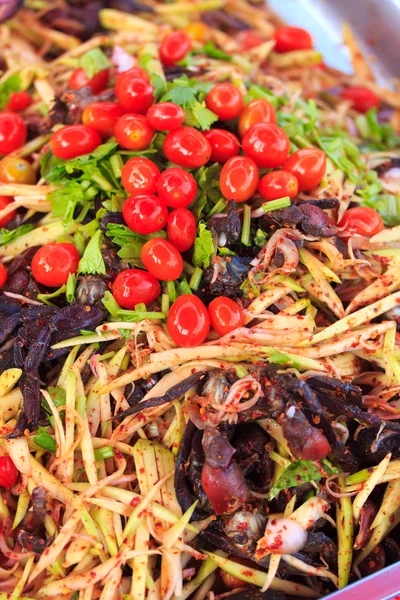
[266,2,400,598]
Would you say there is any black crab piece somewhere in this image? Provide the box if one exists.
[262,203,337,237]
[207,201,242,245]
[200,256,252,298]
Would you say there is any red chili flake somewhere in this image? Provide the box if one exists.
[130,497,140,507]
[241,570,253,577]
[236,522,249,531]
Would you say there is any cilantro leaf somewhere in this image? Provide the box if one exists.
[193,222,214,268]
[49,180,86,229]
[268,459,338,500]
[0,74,21,110]
[161,76,213,108]
[254,228,268,247]
[0,224,34,246]
[42,141,119,183]
[34,427,56,452]
[78,230,106,275]
[200,41,232,61]
[80,48,111,78]
[189,101,218,131]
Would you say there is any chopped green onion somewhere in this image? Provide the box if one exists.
[94,446,115,461]
[235,365,248,378]
[161,293,170,315]
[110,153,124,178]
[205,198,227,219]
[262,197,291,212]
[167,280,176,303]
[241,203,251,246]
[189,266,203,290]
[90,172,113,191]
[183,260,195,276]
[178,279,192,295]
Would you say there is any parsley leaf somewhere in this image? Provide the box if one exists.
[268,459,338,500]
[200,41,232,61]
[0,74,21,110]
[34,427,56,452]
[188,101,218,131]
[161,75,213,108]
[80,48,111,78]
[0,224,34,245]
[193,222,214,268]
[78,230,106,275]
[42,141,119,182]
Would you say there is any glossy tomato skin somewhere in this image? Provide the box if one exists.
[273,26,313,53]
[338,207,384,239]
[82,102,124,139]
[163,126,211,168]
[69,67,109,94]
[208,296,244,336]
[115,67,150,84]
[0,156,36,185]
[114,114,154,150]
[167,294,210,347]
[203,129,240,163]
[122,193,168,235]
[167,208,196,252]
[50,125,101,159]
[0,196,16,227]
[283,148,326,192]
[258,170,298,201]
[156,167,197,208]
[340,86,380,113]
[112,269,160,309]
[141,238,183,281]
[121,157,160,195]
[238,98,276,138]
[115,75,154,113]
[0,456,18,488]
[160,31,192,66]
[236,30,265,50]
[0,112,27,154]
[205,83,243,121]
[220,156,259,202]
[31,243,80,287]
[6,91,32,112]
[146,102,185,131]
[0,264,7,288]
[242,122,290,168]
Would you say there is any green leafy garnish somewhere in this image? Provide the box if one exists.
[193,222,214,268]
[254,228,268,247]
[78,230,106,275]
[34,427,56,452]
[0,74,21,110]
[102,291,163,322]
[268,459,338,500]
[186,100,218,131]
[80,48,111,78]
[361,193,400,226]
[200,41,232,61]
[0,224,34,246]
[161,75,213,108]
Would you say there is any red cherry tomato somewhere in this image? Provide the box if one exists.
[205,83,244,121]
[220,156,259,202]
[112,268,161,309]
[31,243,80,287]
[82,102,124,139]
[0,112,27,154]
[115,67,150,84]
[160,31,192,66]
[49,125,101,159]
[0,264,7,288]
[238,98,276,138]
[340,86,380,113]
[156,167,197,208]
[115,74,154,113]
[69,67,110,94]
[0,456,18,488]
[167,294,210,347]
[146,102,185,131]
[163,126,211,168]
[167,208,196,252]
[0,196,16,227]
[122,193,168,235]
[208,296,244,336]
[5,91,32,112]
[203,129,240,163]
[121,157,160,195]
[242,123,290,168]
[114,114,154,151]
[283,148,326,192]
[338,207,384,239]
[258,170,299,201]
[236,30,265,50]
[141,238,183,281]
[273,26,313,53]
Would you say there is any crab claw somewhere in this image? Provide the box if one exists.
[282,405,331,461]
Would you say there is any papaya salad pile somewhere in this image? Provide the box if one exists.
[2,1,400,599]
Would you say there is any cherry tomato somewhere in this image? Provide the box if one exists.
[141,238,183,281]
[205,83,244,121]
[50,125,101,160]
[115,74,154,113]
[5,91,32,112]
[238,98,276,138]
[273,26,313,53]
[0,456,18,488]
[163,126,211,168]
[114,114,154,151]
[283,148,326,192]
[160,31,192,66]
[338,207,384,239]
[82,102,124,139]
[220,156,259,202]
[167,294,210,347]
[146,102,185,131]
[185,22,208,42]
[167,208,196,252]
[203,128,240,163]
[0,156,36,184]
[242,122,290,168]
[31,243,80,287]
[121,157,160,195]
[112,268,161,309]
[0,196,16,227]
[340,86,380,113]
[208,296,244,336]
[0,112,27,154]
[258,170,298,201]
[115,67,150,84]
[236,30,265,50]
[0,264,7,288]
[156,167,197,208]
[69,67,110,94]
[122,193,168,235]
